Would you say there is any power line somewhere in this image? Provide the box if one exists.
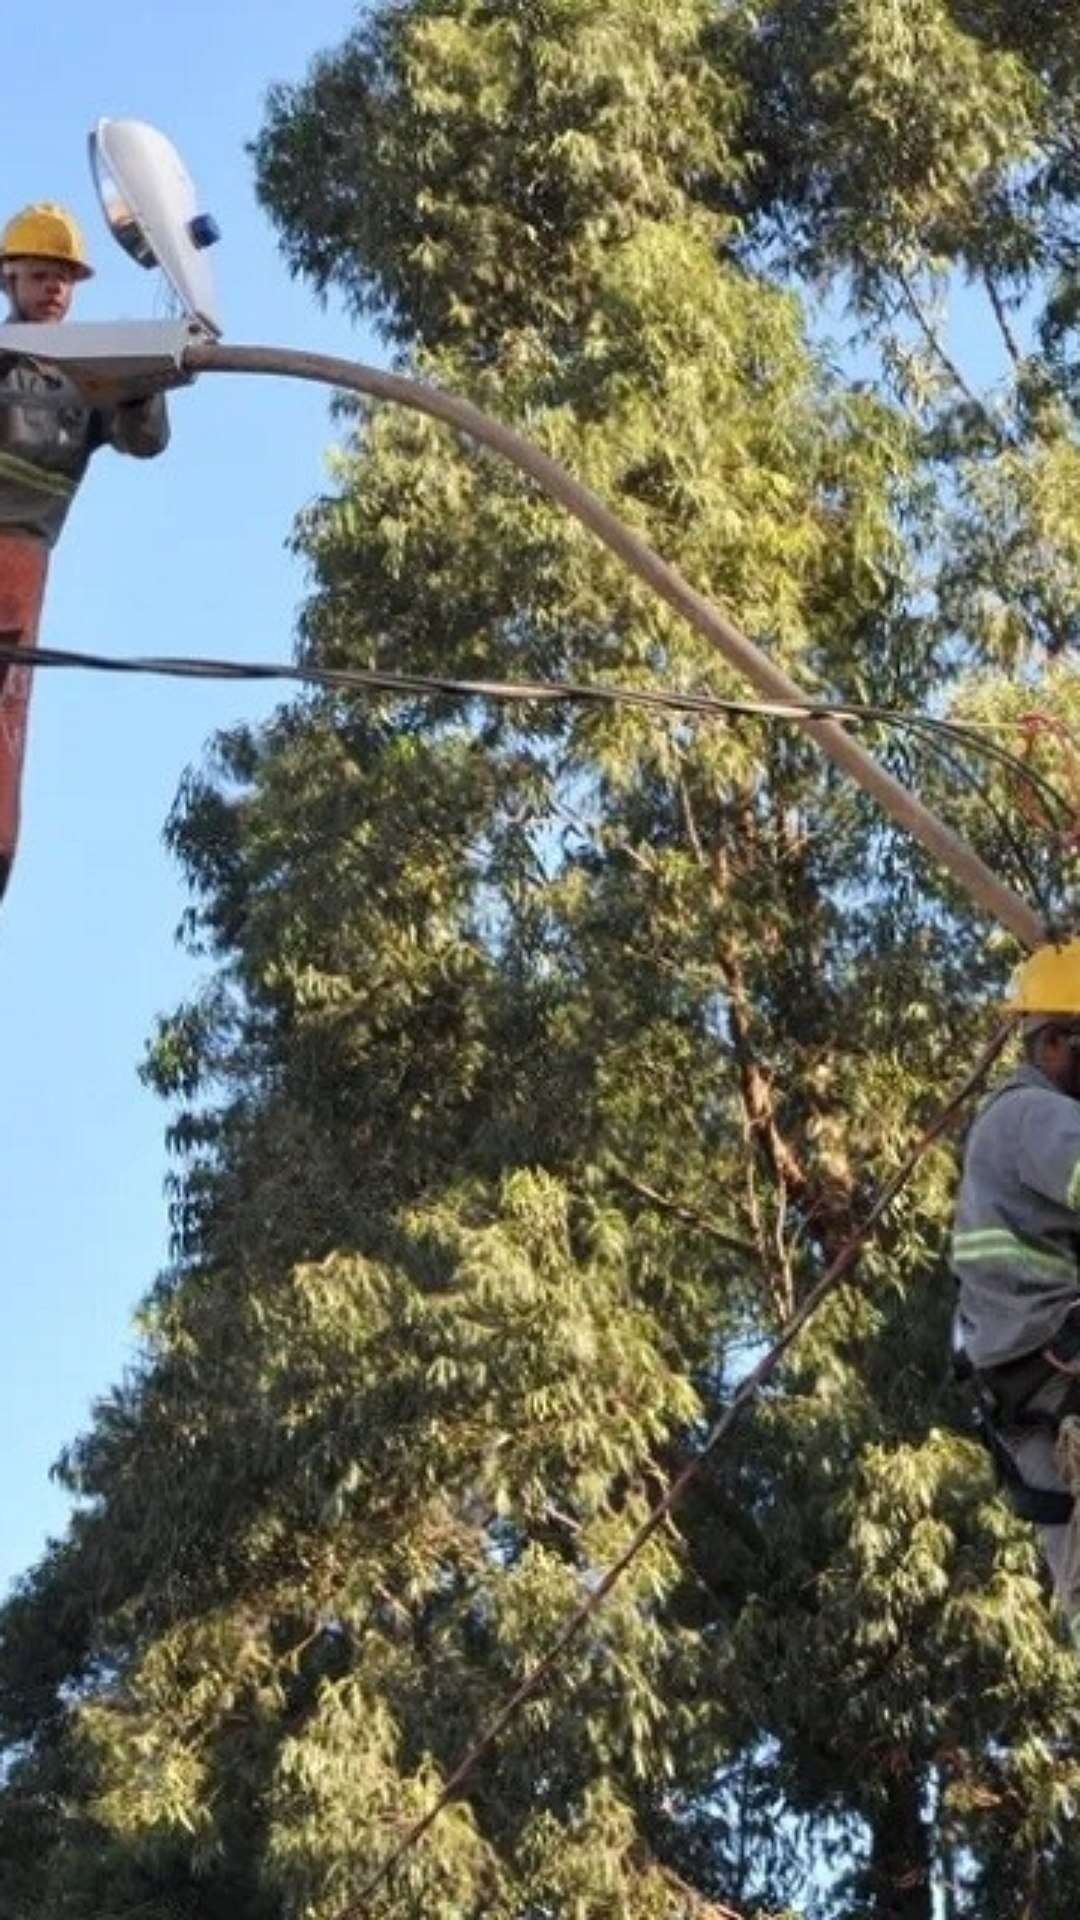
[331,1024,1014,1918]
[0,638,1072,850]
[897,719,1059,920]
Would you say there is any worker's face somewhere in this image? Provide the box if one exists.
[4,257,77,325]
[1037,1026,1080,1100]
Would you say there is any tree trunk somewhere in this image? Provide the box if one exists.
[861,1764,933,1920]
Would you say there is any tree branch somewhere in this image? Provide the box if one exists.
[677,763,707,867]
[651,1861,748,1918]
[609,1165,758,1259]
[984,271,1024,371]
[895,268,1010,444]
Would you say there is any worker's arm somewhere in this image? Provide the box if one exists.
[1017,1096,1080,1214]
[103,392,170,460]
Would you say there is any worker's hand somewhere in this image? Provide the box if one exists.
[1043,1346,1080,1378]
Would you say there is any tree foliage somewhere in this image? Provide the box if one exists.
[6,4,1080,1917]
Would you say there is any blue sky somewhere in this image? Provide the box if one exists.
[0,0,378,1593]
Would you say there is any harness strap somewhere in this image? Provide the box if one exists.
[980,1308,1080,1413]
[967,1309,1080,1526]
[972,1407,1076,1527]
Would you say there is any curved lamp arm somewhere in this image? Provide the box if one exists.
[184,339,1046,950]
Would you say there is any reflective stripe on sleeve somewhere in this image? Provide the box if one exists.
[951,1228,1078,1281]
[0,448,76,502]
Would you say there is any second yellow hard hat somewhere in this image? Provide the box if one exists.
[1004,938,1080,1015]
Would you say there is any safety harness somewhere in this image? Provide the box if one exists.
[960,1310,1080,1527]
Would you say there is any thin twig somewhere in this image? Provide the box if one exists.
[610,1166,759,1260]
[677,763,707,867]
[984,271,1024,372]
[895,269,1008,442]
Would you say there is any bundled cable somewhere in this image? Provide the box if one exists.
[0,637,1072,842]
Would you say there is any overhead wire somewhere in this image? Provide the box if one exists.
[901,713,1074,835]
[893,718,1058,919]
[0,639,1074,866]
[330,1022,1015,1918]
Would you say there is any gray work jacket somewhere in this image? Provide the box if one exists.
[951,1063,1080,1369]
[0,347,169,548]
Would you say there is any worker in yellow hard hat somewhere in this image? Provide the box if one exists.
[1,203,94,318]
[951,937,1080,1651]
[0,202,170,899]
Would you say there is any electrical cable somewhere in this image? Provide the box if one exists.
[0,638,1073,848]
[330,1023,1014,1918]
[902,714,1074,835]
[895,719,1058,917]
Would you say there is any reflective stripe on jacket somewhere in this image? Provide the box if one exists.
[952,1063,1080,1369]
[0,347,169,547]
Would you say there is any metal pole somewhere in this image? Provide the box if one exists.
[185,340,1046,950]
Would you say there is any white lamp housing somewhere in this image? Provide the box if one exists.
[89,117,222,338]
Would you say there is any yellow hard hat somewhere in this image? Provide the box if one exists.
[0,203,93,279]
[1004,938,1080,1015]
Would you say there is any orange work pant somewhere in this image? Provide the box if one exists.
[0,534,48,900]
